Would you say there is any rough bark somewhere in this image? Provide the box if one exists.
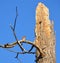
[35,3,56,63]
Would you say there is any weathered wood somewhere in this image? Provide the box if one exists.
[35,2,56,63]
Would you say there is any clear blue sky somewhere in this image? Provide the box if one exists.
[0,0,59,63]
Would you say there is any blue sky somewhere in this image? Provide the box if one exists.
[0,0,60,63]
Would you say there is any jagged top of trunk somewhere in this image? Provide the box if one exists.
[35,2,52,38]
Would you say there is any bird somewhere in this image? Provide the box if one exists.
[22,36,26,41]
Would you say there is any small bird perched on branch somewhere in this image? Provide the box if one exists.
[22,36,26,41]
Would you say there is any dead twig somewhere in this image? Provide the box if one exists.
[10,6,26,52]
[14,6,18,31]
[10,25,26,51]
[6,49,35,54]
[0,40,42,54]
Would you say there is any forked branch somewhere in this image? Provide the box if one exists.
[0,6,44,63]
[0,40,41,54]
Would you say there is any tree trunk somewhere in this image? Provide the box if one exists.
[35,3,56,63]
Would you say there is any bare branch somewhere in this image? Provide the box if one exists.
[0,39,44,62]
[0,40,42,54]
[15,52,19,58]
[10,24,18,41]
[10,25,26,51]
[7,49,35,54]
[14,6,18,31]
[28,45,34,52]
[10,7,26,52]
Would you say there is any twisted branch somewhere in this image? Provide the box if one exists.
[0,6,44,63]
[0,40,43,56]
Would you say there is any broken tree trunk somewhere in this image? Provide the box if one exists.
[35,3,56,63]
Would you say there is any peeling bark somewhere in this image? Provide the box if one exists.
[35,3,56,63]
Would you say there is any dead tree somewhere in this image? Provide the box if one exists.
[0,2,56,63]
[35,3,56,63]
